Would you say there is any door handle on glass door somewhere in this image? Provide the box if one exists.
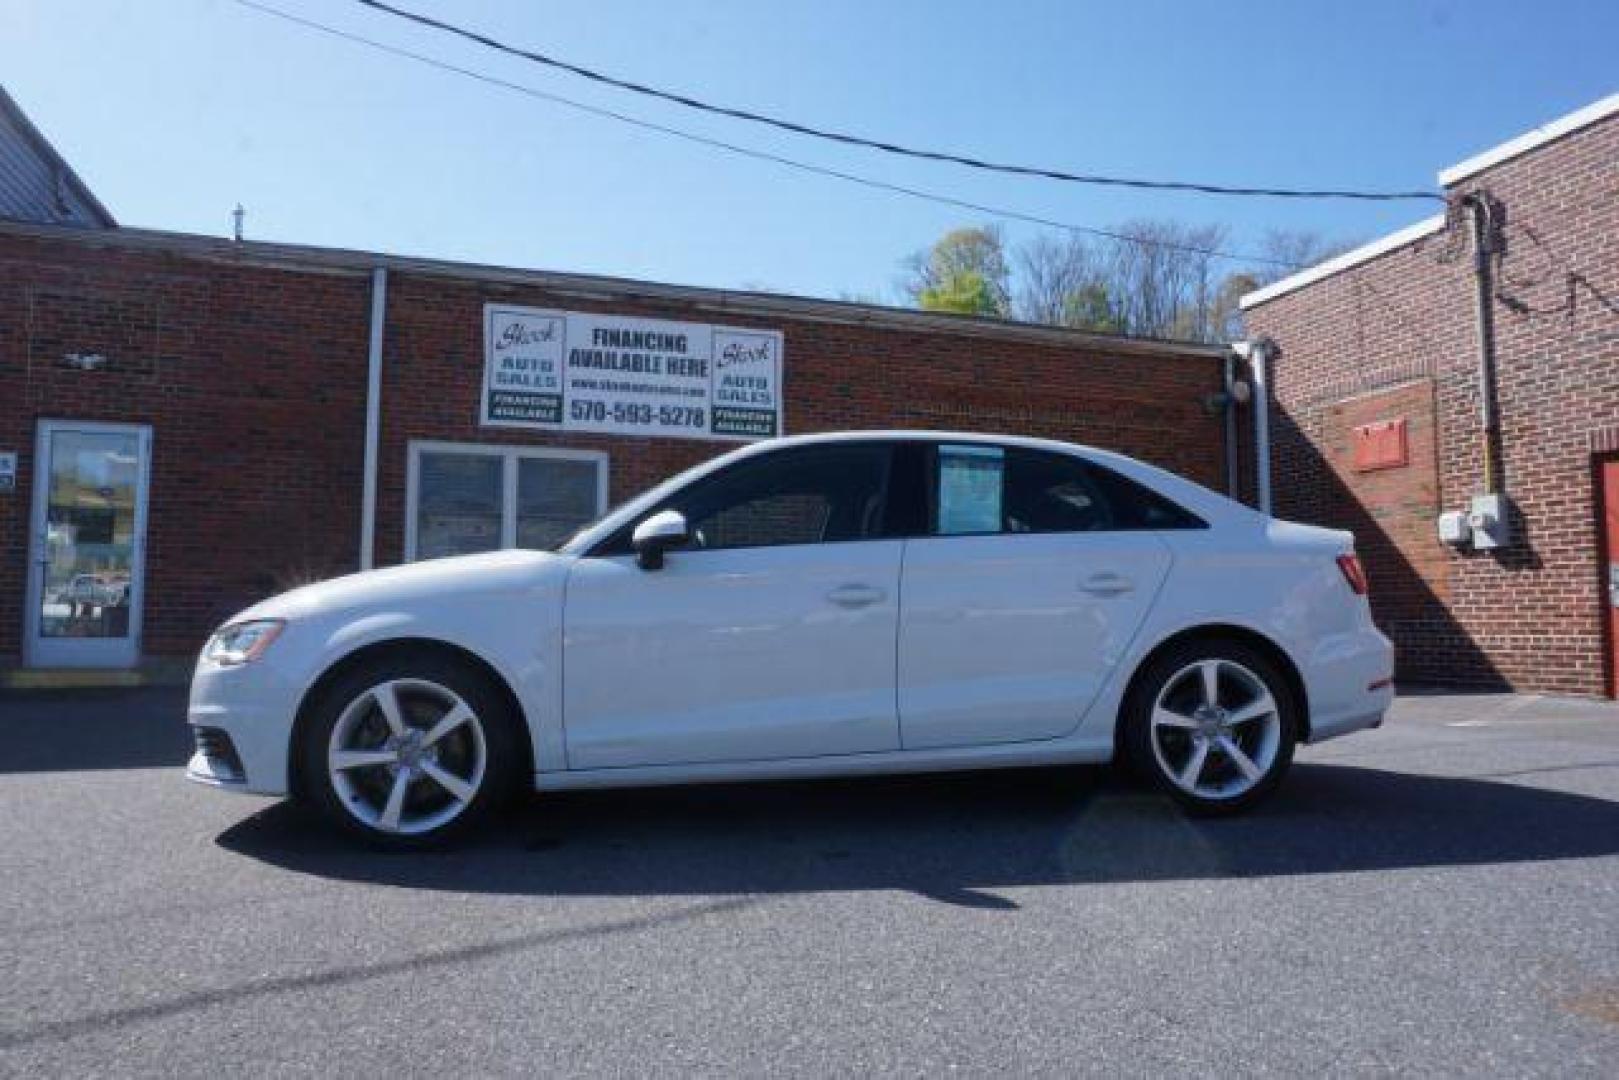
[826,583,887,609]
[1079,571,1133,596]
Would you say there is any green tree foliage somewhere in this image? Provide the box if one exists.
[918,271,1003,315]
[903,226,1011,317]
[1063,282,1120,333]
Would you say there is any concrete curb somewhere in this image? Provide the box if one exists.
[0,662,191,691]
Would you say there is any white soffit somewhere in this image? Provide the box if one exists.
[1439,91,1619,188]
[1238,214,1446,310]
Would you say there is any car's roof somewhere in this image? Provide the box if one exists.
[750,429,1100,453]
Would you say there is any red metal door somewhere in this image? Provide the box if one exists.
[1603,460,1619,697]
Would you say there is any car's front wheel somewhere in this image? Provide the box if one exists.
[298,652,521,847]
[1122,639,1298,815]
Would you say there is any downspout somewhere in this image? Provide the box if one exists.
[1463,192,1503,495]
[1249,338,1274,516]
[359,267,387,571]
[1222,350,1239,499]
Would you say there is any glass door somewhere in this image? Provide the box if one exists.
[25,422,152,668]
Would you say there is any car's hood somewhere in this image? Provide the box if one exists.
[227,549,570,624]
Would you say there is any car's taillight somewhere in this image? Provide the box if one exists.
[1336,553,1369,596]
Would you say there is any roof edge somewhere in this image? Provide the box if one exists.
[0,85,117,228]
[1239,214,1446,310]
[0,218,1226,360]
[1439,91,1619,188]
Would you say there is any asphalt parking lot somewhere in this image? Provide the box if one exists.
[2,689,1617,1076]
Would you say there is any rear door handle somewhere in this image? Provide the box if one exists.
[826,583,887,609]
[1079,571,1134,597]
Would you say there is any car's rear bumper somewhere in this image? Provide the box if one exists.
[1302,626,1395,744]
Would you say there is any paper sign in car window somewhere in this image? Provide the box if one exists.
[938,445,1005,535]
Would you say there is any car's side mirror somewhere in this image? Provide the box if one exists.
[631,509,690,570]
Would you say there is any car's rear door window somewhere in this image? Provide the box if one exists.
[928,443,1205,535]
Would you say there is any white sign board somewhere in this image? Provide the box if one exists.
[482,304,783,441]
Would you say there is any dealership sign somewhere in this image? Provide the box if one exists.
[481,304,783,441]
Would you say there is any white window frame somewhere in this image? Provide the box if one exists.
[405,440,609,561]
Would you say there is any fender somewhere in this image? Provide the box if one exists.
[294,612,561,776]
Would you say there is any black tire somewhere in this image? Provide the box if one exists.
[1121,637,1299,816]
[297,650,523,849]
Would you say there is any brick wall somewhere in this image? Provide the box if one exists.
[1,228,1231,663]
[1247,110,1619,695]
[0,233,371,658]
[371,273,1231,567]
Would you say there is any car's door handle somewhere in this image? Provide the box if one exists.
[826,583,887,609]
[1079,571,1134,597]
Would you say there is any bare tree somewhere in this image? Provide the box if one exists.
[1104,220,1228,340]
[1218,229,1357,340]
[1253,229,1357,285]
[1014,233,1099,325]
[1208,271,1259,343]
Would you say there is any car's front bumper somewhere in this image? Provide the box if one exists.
[185,659,302,796]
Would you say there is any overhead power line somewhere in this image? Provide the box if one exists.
[354,0,1444,205]
[231,0,1302,269]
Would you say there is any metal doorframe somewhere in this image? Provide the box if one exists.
[23,419,154,669]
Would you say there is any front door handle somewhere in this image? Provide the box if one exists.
[1079,571,1134,597]
[826,583,887,609]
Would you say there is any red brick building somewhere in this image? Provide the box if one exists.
[1242,93,1619,696]
[0,219,1232,672]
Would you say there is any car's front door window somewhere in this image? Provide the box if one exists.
[594,443,898,556]
[677,444,891,550]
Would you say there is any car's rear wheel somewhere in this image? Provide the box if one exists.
[1123,639,1298,815]
[298,652,521,847]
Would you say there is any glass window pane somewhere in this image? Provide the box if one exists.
[1003,448,1113,533]
[40,430,139,638]
[674,444,892,550]
[517,457,601,550]
[416,452,503,559]
[937,445,1004,535]
[1084,462,1207,530]
[999,450,1206,533]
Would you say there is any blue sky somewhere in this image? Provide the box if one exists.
[5,0,1615,300]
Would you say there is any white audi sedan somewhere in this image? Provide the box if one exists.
[187,431,1393,846]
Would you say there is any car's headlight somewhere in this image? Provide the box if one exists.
[203,619,285,667]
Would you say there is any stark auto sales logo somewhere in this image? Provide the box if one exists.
[717,336,774,369]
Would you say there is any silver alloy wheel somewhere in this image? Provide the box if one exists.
[1148,658,1282,801]
[327,678,488,836]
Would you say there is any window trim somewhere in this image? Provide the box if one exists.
[404,440,608,561]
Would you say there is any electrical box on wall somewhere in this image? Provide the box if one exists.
[1468,493,1511,550]
[1437,510,1469,545]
